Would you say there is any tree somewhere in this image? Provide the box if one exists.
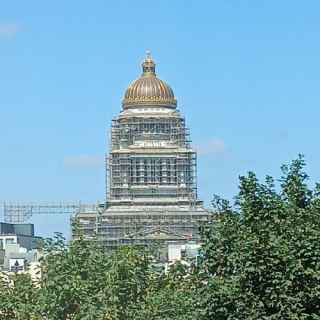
[0,232,152,320]
[36,233,152,320]
[133,261,198,320]
[0,272,40,320]
[1,156,319,320]
[199,155,320,319]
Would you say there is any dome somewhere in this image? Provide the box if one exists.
[122,52,177,109]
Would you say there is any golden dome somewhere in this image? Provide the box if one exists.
[122,52,177,109]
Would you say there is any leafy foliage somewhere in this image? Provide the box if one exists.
[0,156,319,319]
[38,233,151,320]
[0,272,39,320]
[134,262,197,320]
[199,155,320,319]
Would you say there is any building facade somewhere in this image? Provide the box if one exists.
[0,223,41,251]
[76,53,210,248]
[0,222,42,272]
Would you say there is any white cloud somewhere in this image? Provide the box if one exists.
[64,155,105,169]
[0,23,20,38]
[194,138,226,157]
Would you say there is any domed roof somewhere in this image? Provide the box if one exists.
[122,52,177,109]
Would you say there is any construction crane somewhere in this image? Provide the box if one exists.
[2,202,99,224]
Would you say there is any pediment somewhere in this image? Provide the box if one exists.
[123,227,188,240]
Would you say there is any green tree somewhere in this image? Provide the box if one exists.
[103,246,150,320]
[2,156,319,320]
[0,232,151,320]
[199,155,320,319]
[134,261,197,320]
[0,273,40,320]
[37,233,151,320]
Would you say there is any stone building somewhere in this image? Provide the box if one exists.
[75,53,210,248]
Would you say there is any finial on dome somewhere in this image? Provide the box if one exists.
[146,49,152,60]
[142,50,156,76]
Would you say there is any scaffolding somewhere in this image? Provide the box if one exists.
[74,67,211,249]
[111,115,192,149]
[73,107,212,249]
[77,205,210,249]
[3,202,97,224]
[106,114,197,203]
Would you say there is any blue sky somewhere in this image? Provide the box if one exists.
[1,1,320,238]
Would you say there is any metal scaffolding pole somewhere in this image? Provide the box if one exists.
[2,202,97,224]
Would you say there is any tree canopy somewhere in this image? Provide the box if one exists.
[0,156,319,320]
[199,155,320,319]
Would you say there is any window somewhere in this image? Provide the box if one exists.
[6,238,15,245]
